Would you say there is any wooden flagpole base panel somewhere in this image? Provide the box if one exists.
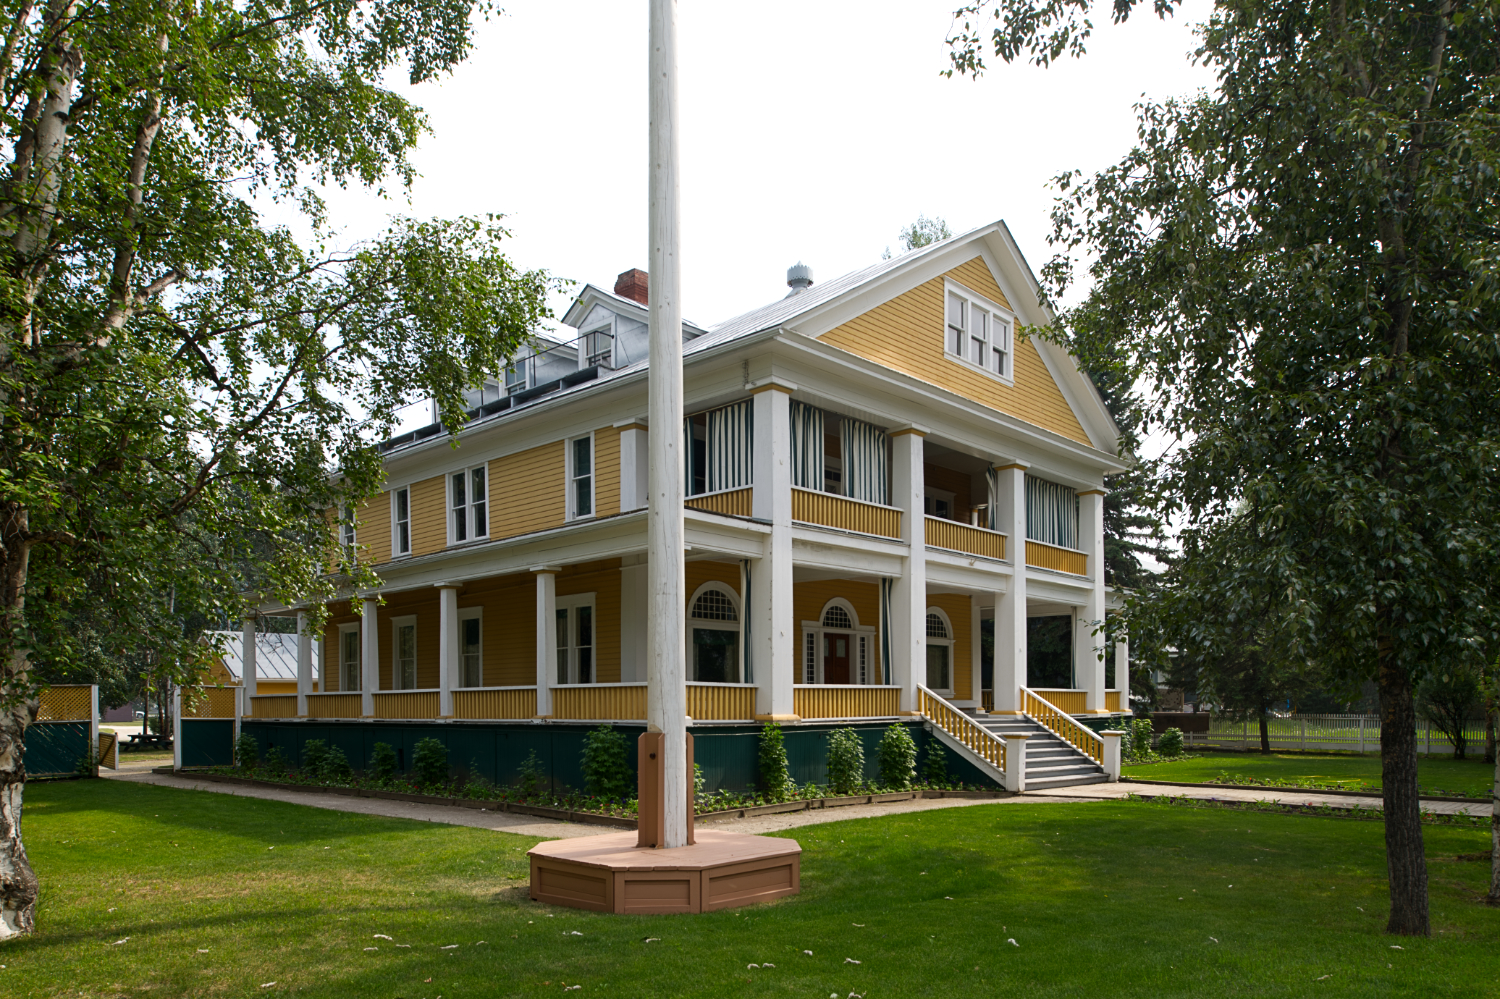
[527,830,802,914]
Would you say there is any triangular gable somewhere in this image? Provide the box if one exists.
[818,254,1094,446]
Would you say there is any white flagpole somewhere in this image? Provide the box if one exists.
[645,0,688,848]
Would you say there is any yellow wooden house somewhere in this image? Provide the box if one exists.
[244,221,1131,791]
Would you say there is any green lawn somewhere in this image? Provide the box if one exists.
[8,780,1496,998]
[1124,751,1497,798]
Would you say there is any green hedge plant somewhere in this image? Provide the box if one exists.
[581,725,633,801]
[321,745,354,783]
[367,742,397,784]
[757,722,795,801]
[301,739,329,776]
[412,737,449,788]
[826,727,865,795]
[877,724,917,790]
[1158,727,1185,757]
[234,733,259,770]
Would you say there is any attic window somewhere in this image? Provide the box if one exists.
[944,280,1013,382]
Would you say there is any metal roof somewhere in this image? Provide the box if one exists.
[206,631,303,681]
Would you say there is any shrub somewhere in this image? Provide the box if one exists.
[261,746,289,778]
[921,743,950,785]
[412,737,450,788]
[876,724,917,790]
[1129,717,1156,760]
[1158,727,1185,757]
[694,762,706,802]
[757,722,795,800]
[234,732,259,770]
[514,749,547,797]
[321,745,354,783]
[367,742,397,784]
[825,727,865,795]
[581,725,633,800]
[301,739,329,777]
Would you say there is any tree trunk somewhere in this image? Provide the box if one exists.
[1378,653,1430,935]
[1484,713,1494,766]
[1490,738,1499,905]
[1259,712,1270,753]
[0,506,38,937]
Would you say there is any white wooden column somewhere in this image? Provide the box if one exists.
[240,617,257,715]
[617,421,649,511]
[751,383,795,720]
[533,568,558,717]
[1077,489,1108,714]
[437,584,459,717]
[889,426,927,712]
[296,609,313,717]
[360,597,379,718]
[1115,634,1130,714]
[993,463,1028,714]
[646,0,689,848]
[968,594,982,709]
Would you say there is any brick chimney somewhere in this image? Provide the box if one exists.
[614,268,649,305]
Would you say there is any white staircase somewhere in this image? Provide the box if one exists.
[916,685,1116,792]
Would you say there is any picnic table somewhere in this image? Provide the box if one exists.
[124,732,173,751]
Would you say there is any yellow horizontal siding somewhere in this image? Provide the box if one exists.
[820,256,1091,445]
[594,426,622,519]
[358,491,392,564]
[410,474,447,556]
[928,592,973,701]
[558,559,622,684]
[491,441,566,539]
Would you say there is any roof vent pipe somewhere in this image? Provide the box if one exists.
[785,262,814,295]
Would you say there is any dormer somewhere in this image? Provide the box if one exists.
[561,268,708,374]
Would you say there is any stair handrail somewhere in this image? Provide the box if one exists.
[1020,686,1104,763]
[916,684,1007,777]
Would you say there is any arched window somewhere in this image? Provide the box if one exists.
[688,583,740,683]
[822,605,852,630]
[925,608,954,692]
[692,588,738,622]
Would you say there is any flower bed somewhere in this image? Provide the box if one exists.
[1202,771,1485,799]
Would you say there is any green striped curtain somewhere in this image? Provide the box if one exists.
[986,466,1001,531]
[840,418,889,504]
[706,401,753,492]
[740,559,753,684]
[789,401,823,490]
[879,578,894,685]
[683,416,694,494]
[1025,475,1078,548]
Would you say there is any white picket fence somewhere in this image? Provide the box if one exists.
[1192,714,1490,755]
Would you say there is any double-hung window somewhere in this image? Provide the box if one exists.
[392,616,417,690]
[555,594,595,684]
[458,607,483,687]
[505,358,529,394]
[340,506,357,563]
[944,280,1013,381]
[583,326,613,369]
[449,465,488,543]
[392,487,411,557]
[568,435,594,519]
[339,624,361,692]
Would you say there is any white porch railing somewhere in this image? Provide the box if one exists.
[916,684,1010,788]
[1021,686,1104,764]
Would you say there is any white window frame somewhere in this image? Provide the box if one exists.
[447,463,489,545]
[944,278,1015,384]
[555,592,597,685]
[391,487,411,557]
[686,582,743,683]
[567,432,596,521]
[799,598,877,685]
[340,506,357,561]
[582,321,614,369]
[924,607,955,695]
[505,355,530,394]
[458,606,483,688]
[391,615,418,690]
[338,623,361,692]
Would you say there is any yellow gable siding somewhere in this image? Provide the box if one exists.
[409,474,447,556]
[491,441,566,538]
[594,427,622,519]
[820,256,1092,445]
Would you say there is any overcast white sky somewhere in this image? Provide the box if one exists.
[282,0,1217,432]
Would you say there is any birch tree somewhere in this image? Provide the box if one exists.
[0,0,551,935]
[946,0,1500,935]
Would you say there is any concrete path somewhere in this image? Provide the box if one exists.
[1031,780,1491,817]
[103,767,1489,843]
